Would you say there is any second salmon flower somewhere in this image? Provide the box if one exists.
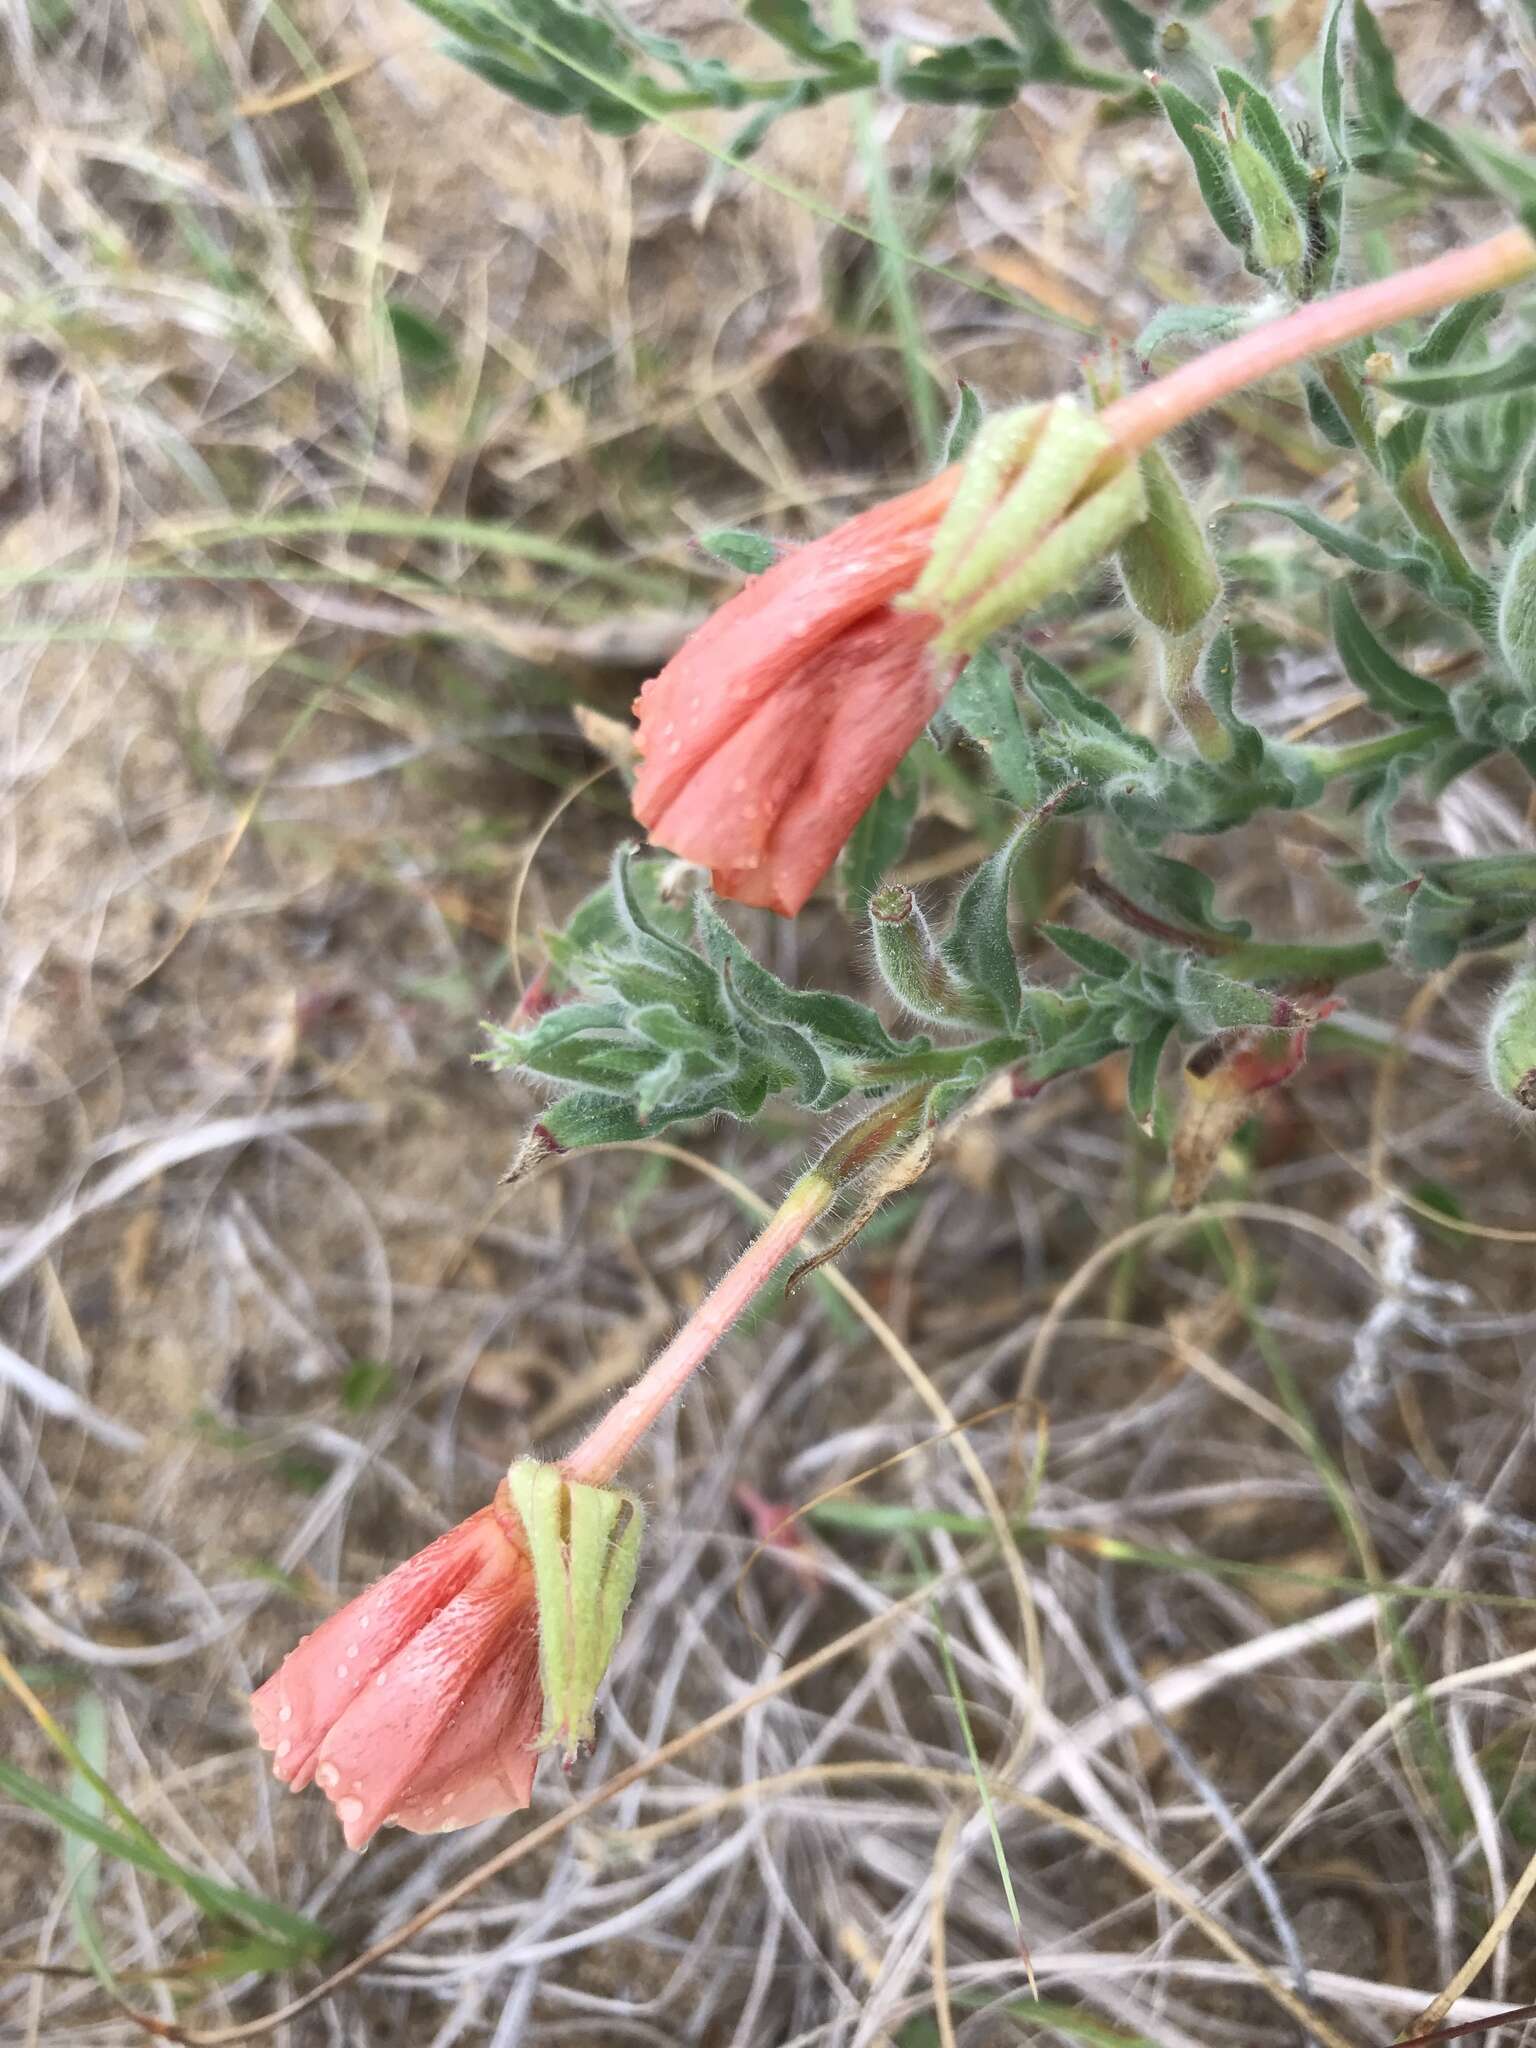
[252,1462,644,1849]
[631,398,1148,917]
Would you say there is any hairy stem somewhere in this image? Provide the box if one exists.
[561,1173,833,1487]
[1100,228,1536,457]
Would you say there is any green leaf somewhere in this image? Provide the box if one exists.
[943,382,984,464]
[1234,496,1434,589]
[1090,0,1157,69]
[1329,582,1447,719]
[698,528,780,575]
[1318,0,1348,162]
[840,762,920,915]
[1039,922,1133,979]
[985,0,1131,89]
[386,300,457,376]
[946,647,1039,807]
[1382,341,1536,409]
[1173,960,1278,1033]
[1134,302,1248,365]
[1022,651,1156,756]
[1127,1017,1173,1122]
[694,898,910,1062]
[1103,834,1253,939]
[0,1759,327,1959]
[940,826,1033,1030]
[1215,68,1312,209]
[1407,293,1502,372]
[1156,80,1250,253]
[1348,0,1409,150]
[744,0,866,73]
[1455,130,1536,238]
[896,38,1028,106]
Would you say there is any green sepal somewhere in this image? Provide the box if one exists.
[506,1460,645,1763]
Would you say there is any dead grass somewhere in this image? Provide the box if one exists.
[4,0,1536,2043]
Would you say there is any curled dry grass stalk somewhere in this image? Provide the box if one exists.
[5,0,1536,2044]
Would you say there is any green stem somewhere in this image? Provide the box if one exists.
[1304,721,1453,780]
[833,0,943,462]
[1394,458,1489,605]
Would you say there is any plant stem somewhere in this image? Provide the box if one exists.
[559,1084,934,1486]
[1100,228,1536,457]
[561,1173,834,1487]
[1304,722,1454,780]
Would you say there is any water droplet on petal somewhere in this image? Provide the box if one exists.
[375,1672,389,1688]
[346,1643,358,1658]
[335,1663,349,1680]
[316,1763,340,1791]
[278,1703,293,1725]
[275,1739,292,1762]
[338,1797,365,1827]
[359,1615,371,1632]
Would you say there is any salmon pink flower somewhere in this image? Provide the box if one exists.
[631,398,1149,917]
[251,1485,542,1850]
[631,483,955,917]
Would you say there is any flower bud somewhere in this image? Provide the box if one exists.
[1497,522,1536,699]
[1116,445,1221,638]
[506,1458,645,1764]
[1485,963,1536,1115]
[1227,116,1304,280]
[868,882,999,1027]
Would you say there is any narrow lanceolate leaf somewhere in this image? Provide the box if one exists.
[1214,69,1312,210]
[1156,80,1250,253]
[1173,960,1280,1035]
[943,382,985,465]
[946,647,1039,808]
[1319,0,1348,164]
[940,825,1035,1031]
[1102,835,1253,940]
[699,528,781,575]
[1039,922,1133,979]
[1127,1016,1174,1123]
[1329,583,1447,718]
[840,763,920,915]
[1456,130,1536,238]
[1381,341,1536,408]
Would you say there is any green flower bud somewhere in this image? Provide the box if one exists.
[1116,445,1221,638]
[1225,104,1304,280]
[868,883,999,1027]
[506,1458,645,1763]
[1497,522,1536,699]
[1485,964,1536,1115]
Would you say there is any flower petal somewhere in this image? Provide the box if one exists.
[632,477,948,831]
[250,1505,510,1794]
[307,1559,539,1849]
